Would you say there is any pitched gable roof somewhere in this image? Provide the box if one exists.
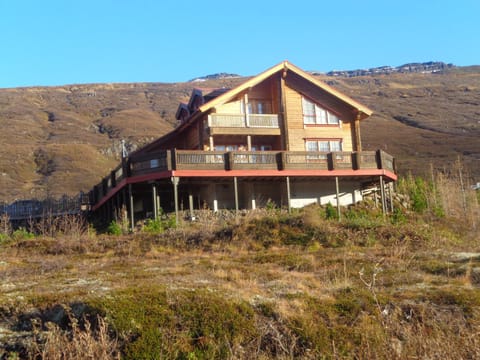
[198,60,373,119]
[131,61,373,158]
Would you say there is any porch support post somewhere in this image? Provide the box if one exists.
[379,176,386,216]
[213,184,218,212]
[234,176,239,213]
[172,177,179,226]
[389,182,394,213]
[244,93,249,127]
[156,193,161,217]
[280,70,289,150]
[354,112,362,152]
[152,183,158,220]
[286,176,291,213]
[251,184,256,210]
[115,192,120,220]
[128,184,134,232]
[335,176,341,221]
[246,136,252,151]
[189,193,194,220]
[107,199,111,224]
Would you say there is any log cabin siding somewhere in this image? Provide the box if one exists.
[216,99,243,114]
[184,124,200,149]
[284,84,353,151]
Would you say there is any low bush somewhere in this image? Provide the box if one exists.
[106,220,122,236]
[88,286,258,359]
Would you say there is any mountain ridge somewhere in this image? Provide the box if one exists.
[0,64,478,202]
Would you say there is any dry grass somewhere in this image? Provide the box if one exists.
[29,312,120,360]
[0,175,479,358]
[1,68,480,201]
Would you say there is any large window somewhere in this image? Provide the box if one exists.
[305,139,342,161]
[305,139,342,152]
[302,97,340,125]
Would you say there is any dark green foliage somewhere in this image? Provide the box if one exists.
[411,177,428,213]
[143,214,175,234]
[325,202,337,220]
[106,220,122,235]
[287,289,383,357]
[11,227,35,241]
[88,287,257,359]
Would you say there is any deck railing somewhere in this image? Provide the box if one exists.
[283,152,329,170]
[247,114,279,128]
[1,195,89,221]
[90,149,396,204]
[175,151,226,170]
[229,151,278,170]
[208,113,279,128]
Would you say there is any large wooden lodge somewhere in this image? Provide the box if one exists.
[89,61,397,225]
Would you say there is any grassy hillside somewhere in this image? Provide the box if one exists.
[0,172,479,358]
[0,67,479,201]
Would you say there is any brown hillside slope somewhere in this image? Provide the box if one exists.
[0,68,479,202]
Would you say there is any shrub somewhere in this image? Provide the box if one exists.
[325,202,337,220]
[106,221,122,236]
[143,215,175,234]
[11,227,35,241]
[89,287,257,359]
[0,233,10,245]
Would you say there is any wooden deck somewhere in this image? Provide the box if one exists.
[90,149,396,206]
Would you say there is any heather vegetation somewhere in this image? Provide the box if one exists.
[0,171,479,359]
[1,67,480,201]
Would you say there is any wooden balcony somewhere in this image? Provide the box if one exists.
[207,113,281,136]
[208,113,279,128]
[91,149,396,205]
[126,150,395,175]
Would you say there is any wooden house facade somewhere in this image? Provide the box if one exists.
[89,61,397,225]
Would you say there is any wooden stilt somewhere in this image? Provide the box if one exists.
[389,182,394,213]
[213,184,218,212]
[251,184,256,210]
[115,192,120,220]
[152,183,158,220]
[380,176,386,216]
[234,177,239,213]
[172,177,179,226]
[335,176,341,221]
[189,193,194,220]
[286,176,291,213]
[128,184,134,232]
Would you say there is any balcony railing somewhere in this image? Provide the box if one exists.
[208,113,279,128]
[125,150,394,175]
[91,149,396,204]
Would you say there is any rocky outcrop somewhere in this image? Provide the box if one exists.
[189,73,241,82]
[325,61,454,77]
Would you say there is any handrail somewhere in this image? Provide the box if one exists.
[90,149,396,205]
[1,194,88,220]
[208,113,279,128]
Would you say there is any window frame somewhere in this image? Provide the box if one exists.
[302,96,341,126]
[304,138,343,153]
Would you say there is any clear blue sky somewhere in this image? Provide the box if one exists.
[1,0,478,88]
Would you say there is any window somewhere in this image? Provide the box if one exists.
[305,139,342,152]
[302,97,340,125]
[247,100,272,114]
[305,139,342,161]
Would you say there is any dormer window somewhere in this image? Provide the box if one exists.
[302,97,340,125]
